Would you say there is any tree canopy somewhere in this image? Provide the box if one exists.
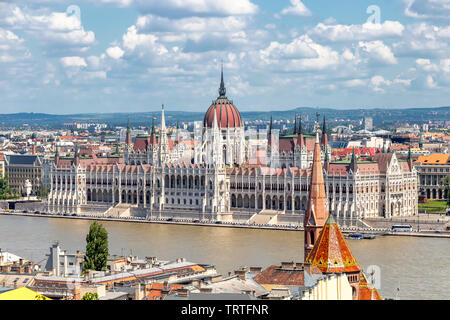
[83,221,109,272]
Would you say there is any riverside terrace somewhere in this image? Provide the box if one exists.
[1,209,450,238]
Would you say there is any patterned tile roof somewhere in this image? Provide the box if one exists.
[305,214,362,274]
[359,273,382,300]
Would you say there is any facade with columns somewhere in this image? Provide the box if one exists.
[46,71,418,220]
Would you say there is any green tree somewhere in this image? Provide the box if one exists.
[0,175,15,200]
[36,187,48,199]
[441,175,450,207]
[83,221,109,272]
[81,292,99,300]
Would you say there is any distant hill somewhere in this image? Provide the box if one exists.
[0,106,448,129]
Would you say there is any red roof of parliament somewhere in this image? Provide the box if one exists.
[203,98,243,128]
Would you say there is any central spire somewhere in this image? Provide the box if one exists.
[218,61,226,98]
[304,123,329,261]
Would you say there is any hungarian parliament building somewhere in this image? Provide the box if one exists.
[46,70,418,221]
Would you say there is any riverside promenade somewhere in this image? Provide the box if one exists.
[1,210,449,239]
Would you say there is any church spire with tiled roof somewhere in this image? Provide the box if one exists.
[305,212,364,299]
[303,123,329,260]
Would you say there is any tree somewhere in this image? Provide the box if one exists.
[0,175,16,200]
[81,292,99,300]
[36,187,48,199]
[441,175,450,207]
[83,221,109,272]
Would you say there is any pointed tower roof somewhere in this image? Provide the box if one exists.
[407,145,413,171]
[160,104,166,131]
[293,116,297,135]
[305,214,362,273]
[268,115,273,145]
[54,145,59,166]
[324,145,330,172]
[125,117,132,146]
[150,117,157,145]
[212,104,219,130]
[321,115,328,146]
[219,61,226,98]
[303,129,329,243]
[296,115,305,148]
[350,147,358,172]
[74,146,80,166]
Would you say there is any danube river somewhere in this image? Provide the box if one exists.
[1,215,449,300]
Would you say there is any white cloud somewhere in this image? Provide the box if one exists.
[0,28,31,63]
[343,79,367,87]
[260,37,318,60]
[308,21,404,42]
[441,58,450,72]
[96,0,133,7]
[0,4,95,55]
[122,25,168,55]
[358,40,397,65]
[280,0,312,17]
[416,58,439,71]
[404,0,450,20]
[134,0,258,17]
[106,46,125,59]
[370,75,392,92]
[393,23,449,57]
[257,35,343,72]
[425,74,437,88]
[60,56,87,67]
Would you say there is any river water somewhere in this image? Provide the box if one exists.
[1,215,448,300]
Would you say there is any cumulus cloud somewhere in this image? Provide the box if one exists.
[0,3,95,55]
[404,0,450,20]
[392,22,450,57]
[257,35,344,72]
[106,46,125,59]
[0,28,31,63]
[133,0,258,17]
[280,0,312,17]
[358,40,397,65]
[416,58,440,71]
[60,56,87,67]
[308,21,405,42]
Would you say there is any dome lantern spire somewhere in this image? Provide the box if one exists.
[218,61,226,98]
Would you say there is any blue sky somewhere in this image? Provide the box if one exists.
[0,0,449,114]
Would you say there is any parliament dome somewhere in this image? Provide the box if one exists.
[203,66,243,129]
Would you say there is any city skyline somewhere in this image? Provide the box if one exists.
[1,0,449,114]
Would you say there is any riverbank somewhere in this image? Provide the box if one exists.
[2,210,450,239]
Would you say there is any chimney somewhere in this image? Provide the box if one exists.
[73,286,81,300]
[177,288,189,297]
[281,261,295,268]
[234,270,246,280]
[249,267,262,273]
[303,263,312,275]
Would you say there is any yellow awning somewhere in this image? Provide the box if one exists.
[0,287,51,300]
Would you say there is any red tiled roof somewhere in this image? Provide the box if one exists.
[203,98,242,128]
[305,215,362,274]
[359,273,382,300]
[332,148,381,157]
[253,265,308,286]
